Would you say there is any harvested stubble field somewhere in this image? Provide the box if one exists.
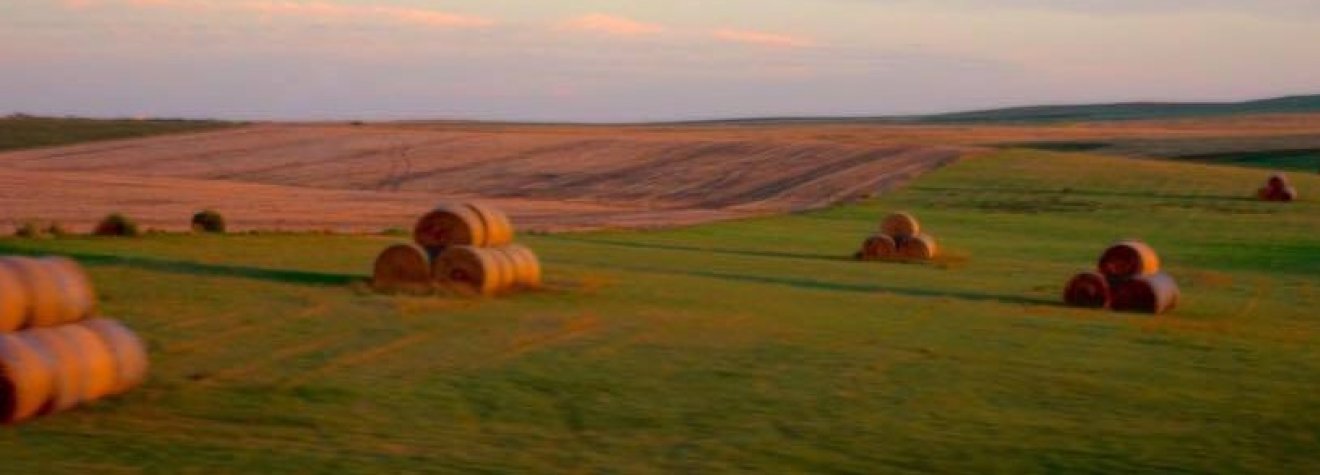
[1,145,1317,473]
[3,114,1319,233]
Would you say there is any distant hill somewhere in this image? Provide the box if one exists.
[675,94,1320,126]
[913,94,1320,124]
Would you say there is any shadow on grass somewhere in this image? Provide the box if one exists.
[543,235,853,263]
[548,253,1056,307]
[0,245,360,287]
[910,185,1258,203]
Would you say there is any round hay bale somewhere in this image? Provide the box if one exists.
[859,234,898,260]
[1098,240,1160,278]
[54,325,117,402]
[0,333,55,424]
[19,328,84,413]
[466,203,514,247]
[503,245,542,288]
[1063,271,1111,309]
[495,244,542,288]
[0,264,29,332]
[372,244,432,293]
[0,257,63,329]
[484,246,518,290]
[1278,186,1297,202]
[1267,173,1289,190]
[1112,273,1180,315]
[81,319,149,395]
[433,246,503,296]
[42,257,96,324]
[899,234,938,260]
[413,204,487,252]
[880,212,920,238]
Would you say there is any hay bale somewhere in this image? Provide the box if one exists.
[413,204,487,252]
[81,319,149,395]
[1112,273,1180,315]
[42,257,96,324]
[54,325,117,402]
[1063,271,1111,309]
[19,329,84,413]
[496,244,542,288]
[485,246,518,290]
[0,334,55,424]
[0,264,29,332]
[433,246,504,296]
[881,212,920,238]
[372,244,432,293]
[1267,173,1289,190]
[466,203,515,247]
[1098,240,1160,278]
[858,234,898,260]
[1277,186,1298,202]
[899,234,938,260]
[0,257,63,328]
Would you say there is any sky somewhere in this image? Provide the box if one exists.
[2,0,1319,122]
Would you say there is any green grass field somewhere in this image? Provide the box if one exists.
[1,150,1317,473]
[0,116,233,152]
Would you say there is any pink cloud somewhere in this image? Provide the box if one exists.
[66,0,494,28]
[559,13,665,36]
[712,29,816,48]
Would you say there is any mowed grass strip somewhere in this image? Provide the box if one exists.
[0,150,1318,473]
[0,116,234,152]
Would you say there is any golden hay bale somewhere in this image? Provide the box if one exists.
[0,333,55,424]
[433,246,504,296]
[0,264,29,332]
[466,202,515,247]
[495,244,542,288]
[42,257,96,324]
[19,329,83,413]
[858,234,898,260]
[0,257,63,329]
[81,318,149,395]
[485,246,518,290]
[880,212,920,238]
[372,244,432,293]
[1063,271,1111,309]
[898,234,938,260]
[54,325,117,402]
[1098,240,1160,278]
[1112,273,1180,315]
[413,204,486,252]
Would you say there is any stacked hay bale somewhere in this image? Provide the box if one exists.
[372,202,541,296]
[855,212,939,261]
[1257,173,1298,202]
[1063,240,1180,315]
[0,256,149,425]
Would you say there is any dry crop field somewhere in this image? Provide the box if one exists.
[0,117,1318,472]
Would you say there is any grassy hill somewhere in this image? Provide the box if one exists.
[0,115,234,152]
[1,150,1316,473]
[914,94,1320,124]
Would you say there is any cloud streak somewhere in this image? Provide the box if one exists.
[712,29,816,48]
[64,0,495,28]
[559,13,665,36]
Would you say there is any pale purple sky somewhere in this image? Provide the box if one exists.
[2,0,1318,122]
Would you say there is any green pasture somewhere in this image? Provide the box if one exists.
[1,150,1317,473]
